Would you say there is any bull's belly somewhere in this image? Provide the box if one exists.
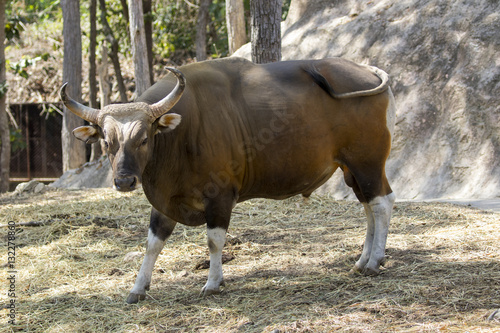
[238,164,338,201]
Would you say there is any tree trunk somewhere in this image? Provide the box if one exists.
[98,43,111,155]
[89,0,102,162]
[250,0,282,64]
[143,0,154,85]
[98,44,111,108]
[89,0,98,109]
[226,0,246,54]
[128,0,151,96]
[120,0,129,22]
[61,0,86,172]
[0,0,10,192]
[99,0,128,102]
[196,0,213,61]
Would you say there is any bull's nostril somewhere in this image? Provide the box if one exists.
[114,177,137,192]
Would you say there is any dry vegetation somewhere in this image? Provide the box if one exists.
[1,188,499,332]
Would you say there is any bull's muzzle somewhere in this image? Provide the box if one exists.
[114,176,138,192]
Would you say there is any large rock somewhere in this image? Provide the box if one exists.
[236,0,500,199]
[13,180,46,195]
[50,156,113,189]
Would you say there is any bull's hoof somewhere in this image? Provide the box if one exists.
[126,292,146,304]
[200,280,225,297]
[350,266,363,275]
[351,264,380,276]
[201,287,221,297]
[353,256,386,276]
[363,266,380,276]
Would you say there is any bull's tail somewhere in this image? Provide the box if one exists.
[306,65,390,99]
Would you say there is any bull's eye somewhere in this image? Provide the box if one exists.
[140,137,148,147]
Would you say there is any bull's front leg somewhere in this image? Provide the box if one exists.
[354,192,395,275]
[200,192,234,296]
[201,227,227,295]
[126,208,177,304]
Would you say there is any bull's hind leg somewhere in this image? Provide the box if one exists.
[127,208,177,304]
[342,166,395,275]
[357,192,395,275]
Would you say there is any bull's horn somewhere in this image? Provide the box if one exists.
[150,67,186,118]
[60,83,100,124]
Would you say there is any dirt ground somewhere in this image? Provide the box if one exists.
[419,199,500,213]
[1,188,499,332]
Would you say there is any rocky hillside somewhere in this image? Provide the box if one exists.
[52,0,499,200]
[236,0,500,199]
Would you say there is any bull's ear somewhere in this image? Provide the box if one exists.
[73,125,102,144]
[156,113,182,134]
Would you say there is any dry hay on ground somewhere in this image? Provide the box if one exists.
[0,188,499,332]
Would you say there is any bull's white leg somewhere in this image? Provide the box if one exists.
[359,192,396,275]
[126,229,167,304]
[201,227,226,296]
[354,203,376,271]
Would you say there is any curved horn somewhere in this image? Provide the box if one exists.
[60,83,100,124]
[150,67,186,119]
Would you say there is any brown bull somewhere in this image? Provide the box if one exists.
[60,57,396,304]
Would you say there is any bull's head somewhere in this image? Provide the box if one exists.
[60,68,185,192]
